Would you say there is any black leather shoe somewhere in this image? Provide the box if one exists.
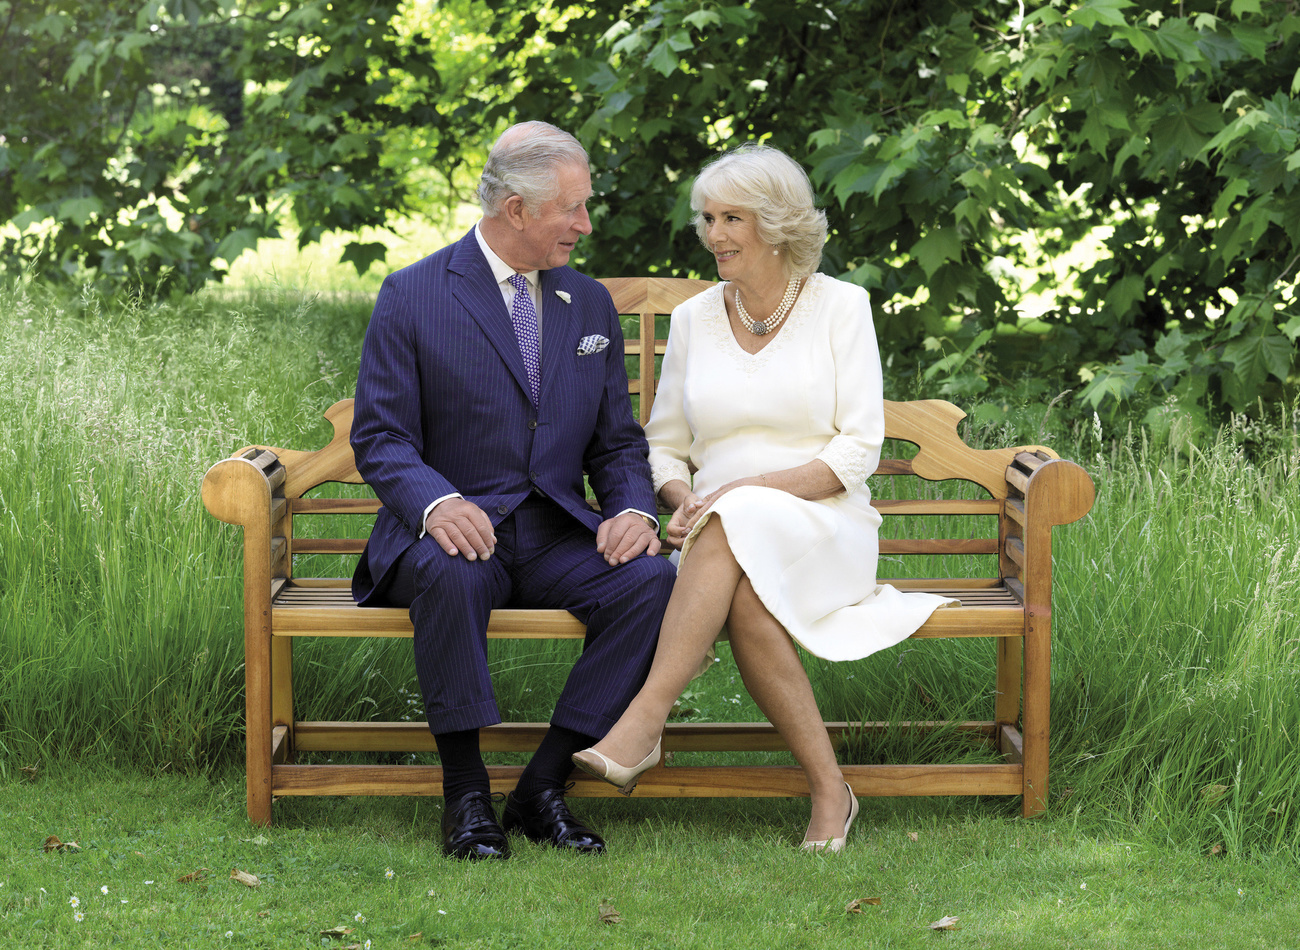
[502,785,606,854]
[440,791,509,860]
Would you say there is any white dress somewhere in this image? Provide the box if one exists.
[645,274,953,662]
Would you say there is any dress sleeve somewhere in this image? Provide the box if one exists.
[644,301,694,495]
[815,283,885,495]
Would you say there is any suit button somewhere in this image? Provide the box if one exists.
[528,420,538,429]
[529,471,539,482]
[497,504,508,515]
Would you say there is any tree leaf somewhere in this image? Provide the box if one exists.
[929,915,961,930]
[56,197,103,228]
[845,898,882,913]
[1223,330,1292,384]
[646,40,678,77]
[340,241,388,276]
[215,228,261,265]
[230,868,261,888]
[598,902,622,924]
[910,228,963,279]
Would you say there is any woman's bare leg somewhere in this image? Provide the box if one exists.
[590,517,742,764]
[726,577,852,844]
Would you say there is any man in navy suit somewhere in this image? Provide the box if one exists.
[351,122,675,859]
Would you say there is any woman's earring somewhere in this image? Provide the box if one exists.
[772,248,779,255]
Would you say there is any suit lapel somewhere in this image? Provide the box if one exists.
[448,232,535,403]
[538,267,580,406]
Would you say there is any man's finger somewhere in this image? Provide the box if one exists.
[429,525,461,558]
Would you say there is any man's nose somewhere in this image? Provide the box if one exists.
[573,204,593,235]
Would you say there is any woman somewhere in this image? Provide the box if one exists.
[572,144,953,851]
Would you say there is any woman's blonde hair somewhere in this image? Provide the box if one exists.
[691,143,827,277]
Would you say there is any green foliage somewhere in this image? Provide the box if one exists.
[0,0,497,290]
[6,0,1300,416]
[485,0,1299,419]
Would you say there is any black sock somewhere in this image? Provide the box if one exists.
[514,724,595,799]
[433,728,490,804]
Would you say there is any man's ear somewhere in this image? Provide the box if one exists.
[502,194,529,231]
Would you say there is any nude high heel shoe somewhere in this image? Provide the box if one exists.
[800,782,859,853]
[571,738,662,796]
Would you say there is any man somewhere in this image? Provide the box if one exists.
[350,121,675,860]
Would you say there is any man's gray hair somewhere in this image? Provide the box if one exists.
[477,121,589,217]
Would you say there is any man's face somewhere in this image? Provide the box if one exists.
[515,161,594,270]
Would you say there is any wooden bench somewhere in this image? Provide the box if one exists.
[202,276,1095,826]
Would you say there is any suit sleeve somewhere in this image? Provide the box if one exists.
[351,276,459,537]
[581,293,660,519]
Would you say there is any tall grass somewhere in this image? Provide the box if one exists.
[1,279,1296,858]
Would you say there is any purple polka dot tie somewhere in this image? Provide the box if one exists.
[507,273,541,405]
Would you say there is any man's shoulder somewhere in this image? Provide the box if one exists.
[382,231,474,288]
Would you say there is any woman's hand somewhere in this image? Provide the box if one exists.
[664,491,705,549]
[682,475,767,534]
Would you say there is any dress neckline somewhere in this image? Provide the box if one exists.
[705,274,825,370]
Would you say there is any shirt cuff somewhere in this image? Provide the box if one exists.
[616,507,661,533]
[418,492,464,539]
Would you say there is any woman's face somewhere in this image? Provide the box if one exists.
[700,199,776,286]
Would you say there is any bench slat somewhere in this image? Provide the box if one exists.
[291,719,1001,753]
[1005,535,1026,570]
[873,499,1000,515]
[292,498,381,514]
[271,763,1023,798]
[271,602,1025,638]
[292,539,367,555]
[880,538,998,555]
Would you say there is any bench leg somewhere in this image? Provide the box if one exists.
[994,635,1022,746]
[1021,625,1050,818]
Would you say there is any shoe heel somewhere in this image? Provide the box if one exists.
[617,778,639,797]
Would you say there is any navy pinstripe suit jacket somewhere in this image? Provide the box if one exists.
[350,228,658,604]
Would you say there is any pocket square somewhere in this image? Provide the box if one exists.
[576,334,610,356]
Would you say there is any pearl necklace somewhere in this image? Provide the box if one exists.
[735,276,802,335]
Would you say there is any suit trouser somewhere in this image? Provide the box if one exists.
[384,496,676,737]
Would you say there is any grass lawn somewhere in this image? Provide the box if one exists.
[4,765,1295,950]
[2,263,1298,947]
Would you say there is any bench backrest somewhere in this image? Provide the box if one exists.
[205,277,1090,584]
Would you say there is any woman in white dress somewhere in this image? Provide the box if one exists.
[573,144,952,851]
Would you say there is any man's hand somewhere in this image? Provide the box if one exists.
[595,511,661,565]
[425,498,496,561]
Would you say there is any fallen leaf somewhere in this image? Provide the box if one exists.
[177,868,209,883]
[320,926,355,938]
[1200,784,1228,804]
[845,897,882,913]
[1057,787,1075,800]
[1209,843,1226,857]
[907,832,919,842]
[42,836,81,853]
[244,834,271,846]
[257,911,270,918]
[230,868,260,888]
[21,765,39,782]
[929,915,960,930]
[406,934,424,942]
[598,902,622,924]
